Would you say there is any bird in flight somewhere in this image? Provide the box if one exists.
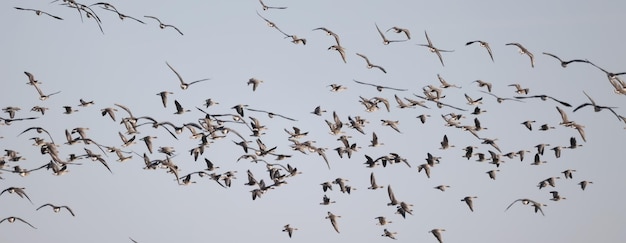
[14,7,63,20]
[259,0,287,10]
[375,23,407,45]
[542,52,589,68]
[145,15,183,35]
[418,31,454,67]
[356,53,387,73]
[466,40,494,62]
[165,62,210,90]
[506,42,534,68]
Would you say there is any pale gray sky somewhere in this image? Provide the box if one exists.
[2,1,625,242]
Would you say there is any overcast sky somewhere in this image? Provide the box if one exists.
[2,1,625,242]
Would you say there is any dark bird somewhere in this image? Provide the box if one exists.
[353,79,406,92]
[166,62,210,90]
[506,42,534,68]
[0,216,37,229]
[15,7,63,20]
[466,40,494,62]
[418,31,454,67]
[0,187,33,204]
[356,53,387,73]
[542,52,589,67]
[386,26,411,40]
[375,23,407,45]
[282,224,297,238]
[144,15,183,35]
[514,95,572,107]
[573,91,620,120]
[36,203,75,216]
[259,0,287,10]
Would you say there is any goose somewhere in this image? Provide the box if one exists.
[165,62,210,90]
[473,80,492,92]
[434,185,451,192]
[31,106,49,115]
[246,108,296,121]
[375,23,407,45]
[204,98,219,108]
[549,191,566,201]
[437,74,461,88]
[386,26,411,39]
[99,7,145,24]
[382,228,398,240]
[542,52,589,67]
[551,146,563,158]
[311,106,326,116]
[506,42,534,68]
[418,31,454,66]
[381,120,401,133]
[429,229,446,243]
[256,11,289,36]
[416,114,430,124]
[561,169,576,179]
[320,194,335,205]
[247,78,263,91]
[521,120,536,131]
[539,124,555,131]
[375,216,392,226]
[531,153,547,165]
[0,187,33,204]
[461,196,477,212]
[417,163,431,178]
[325,212,341,233]
[515,95,572,107]
[464,93,483,106]
[508,84,530,95]
[313,27,341,45]
[505,198,546,216]
[466,40,494,62]
[573,91,620,120]
[144,15,183,35]
[282,224,297,238]
[353,79,407,92]
[156,91,173,108]
[15,7,63,20]
[36,203,75,216]
[31,82,61,101]
[259,0,287,10]
[439,135,454,149]
[356,53,387,73]
[486,169,499,180]
[18,127,55,144]
[578,180,593,190]
[368,172,384,190]
[328,44,347,63]
[0,216,36,229]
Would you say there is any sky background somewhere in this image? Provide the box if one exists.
[2,1,625,242]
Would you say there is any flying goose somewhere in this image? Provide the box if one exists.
[36,203,75,216]
[353,79,407,92]
[325,212,341,233]
[473,80,492,92]
[382,228,398,240]
[505,198,546,216]
[515,95,572,107]
[328,44,347,63]
[165,62,210,90]
[259,0,287,10]
[15,7,63,20]
[356,53,387,73]
[429,229,446,243]
[0,187,33,204]
[0,216,36,229]
[466,40,494,62]
[461,196,477,212]
[506,42,534,68]
[386,26,411,39]
[375,23,407,45]
[418,31,454,67]
[542,52,589,67]
[248,78,263,91]
[573,91,620,120]
[313,27,341,45]
[282,224,297,238]
[144,15,183,35]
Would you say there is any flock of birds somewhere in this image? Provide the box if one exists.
[3,1,626,242]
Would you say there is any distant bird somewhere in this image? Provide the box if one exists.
[246,108,297,121]
[328,84,347,92]
[311,106,326,116]
[30,82,61,101]
[480,91,522,104]
[0,187,33,204]
[578,180,593,190]
[466,40,494,62]
[165,62,210,90]
[381,120,401,133]
[375,216,392,226]
[256,11,289,36]
[521,120,536,131]
[156,91,173,108]
[573,91,620,120]
[561,169,576,179]
[418,31,454,67]
[473,80,492,92]
[36,203,75,216]
[247,78,264,91]
[486,169,500,180]
[356,53,387,73]
[542,52,589,67]
[259,0,287,10]
[505,198,546,216]
[386,26,411,40]
[515,95,572,107]
[508,84,530,95]
[549,191,566,201]
[461,196,477,212]
[375,23,407,45]
[368,172,384,189]
[429,228,446,243]
[325,212,341,233]
[173,100,190,115]
[0,216,36,229]
[434,185,451,192]
[506,42,534,68]
[313,27,341,45]
[282,224,297,238]
[328,44,347,63]
[15,7,63,20]
[144,15,183,35]
[353,79,406,92]
[382,228,398,240]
